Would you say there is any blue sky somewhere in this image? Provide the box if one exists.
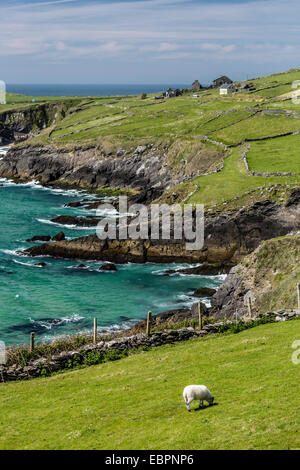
[0,0,298,84]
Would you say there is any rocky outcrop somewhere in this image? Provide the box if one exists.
[193,287,217,297]
[98,263,118,272]
[0,102,72,145]
[0,144,172,203]
[51,215,102,227]
[163,262,234,276]
[209,235,300,319]
[209,265,246,319]
[26,235,51,242]
[0,139,224,204]
[52,232,65,241]
[22,198,300,264]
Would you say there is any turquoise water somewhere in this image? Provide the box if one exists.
[0,149,223,345]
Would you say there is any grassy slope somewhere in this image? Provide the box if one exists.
[247,134,300,174]
[1,70,300,207]
[1,320,300,450]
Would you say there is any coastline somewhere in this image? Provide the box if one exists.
[0,154,222,345]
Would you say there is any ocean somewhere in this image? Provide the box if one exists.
[6,84,189,97]
[0,148,222,345]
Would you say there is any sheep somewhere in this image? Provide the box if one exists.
[183,385,214,412]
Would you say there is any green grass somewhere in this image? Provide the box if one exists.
[2,69,300,207]
[187,147,300,206]
[247,134,300,174]
[1,320,300,450]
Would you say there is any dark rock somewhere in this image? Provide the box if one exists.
[52,231,65,241]
[98,263,118,272]
[22,198,300,265]
[209,265,245,319]
[64,201,84,208]
[193,287,217,297]
[34,262,47,267]
[26,235,51,242]
[163,263,233,276]
[286,188,300,207]
[51,215,101,227]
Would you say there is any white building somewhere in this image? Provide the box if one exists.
[220,83,236,95]
[0,80,6,104]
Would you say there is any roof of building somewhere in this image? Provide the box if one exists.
[220,83,235,89]
[214,76,233,84]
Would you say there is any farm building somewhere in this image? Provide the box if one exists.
[192,80,201,91]
[213,76,233,88]
[163,88,182,98]
[220,83,236,95]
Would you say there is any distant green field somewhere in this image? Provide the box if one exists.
[1,320,300,450]
[247,134,300,174]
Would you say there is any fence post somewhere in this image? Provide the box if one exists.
[30,332,35,352]
[198,302,203,330]
[247,297,253,318]
[297,283,300,313]
[146,311,152,336]
[93,318,97,344]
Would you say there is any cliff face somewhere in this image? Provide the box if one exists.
[23,196,300,265]
[0,102,71,145]
[0,144,173,203]
[209,235,300,319]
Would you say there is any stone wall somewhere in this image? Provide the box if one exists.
[1,313,299,382]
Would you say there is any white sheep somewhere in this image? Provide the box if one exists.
[183,385,214,412]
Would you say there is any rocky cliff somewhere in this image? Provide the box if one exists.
[209,235,300,319]
[23,195,300,265]
[0,144,173,203]
[0,102,72,145]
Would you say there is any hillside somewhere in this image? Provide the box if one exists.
[1,320,300,450]
[1,69,300,209]
[210,235,300,319]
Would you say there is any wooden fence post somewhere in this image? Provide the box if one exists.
[198,302,203,330]
[247,297,253,318]
[30,332,35,352]
[146,311,152,336]
[93,318,97,344]
[297,283,300,313]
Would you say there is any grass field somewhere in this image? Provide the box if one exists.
[247,134,300,174]
[1,69,300,207]
[1,320,300,450]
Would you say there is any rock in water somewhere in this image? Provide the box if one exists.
[98,263,118,272]
[193,287,217,297]
[26,235,51,242]
[51,215,101,227]
[52,232,65,241]
[34,262,47,267]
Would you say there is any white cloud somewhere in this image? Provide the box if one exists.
[1,0,300,81]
